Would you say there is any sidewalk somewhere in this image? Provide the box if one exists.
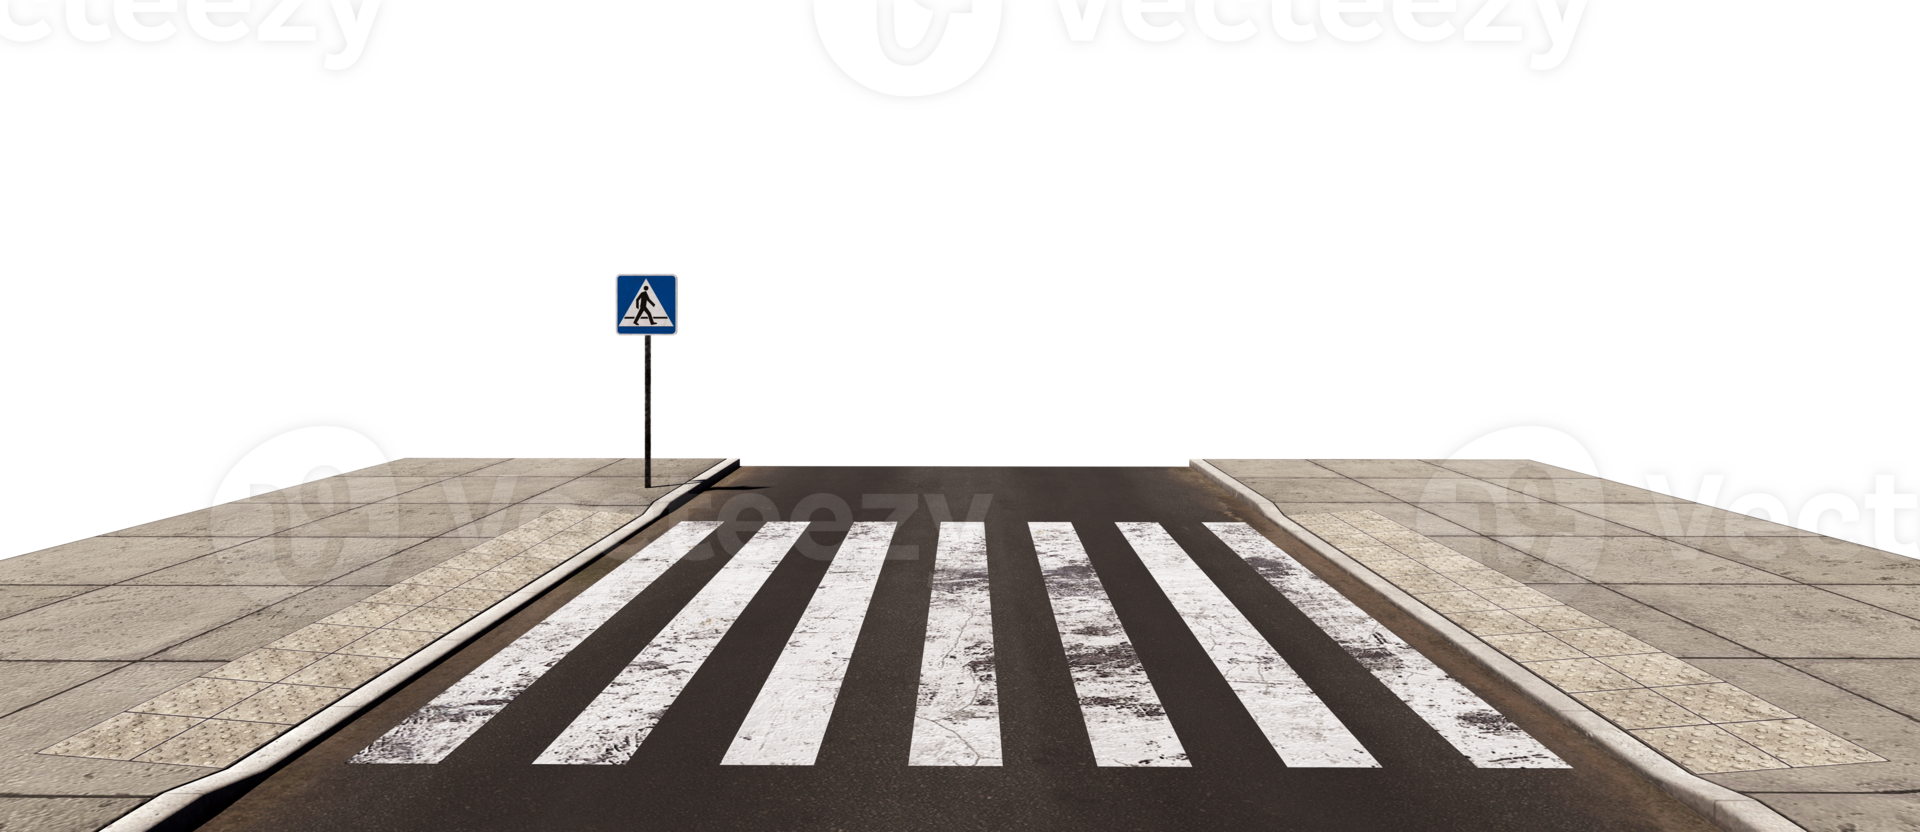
[1201,459,1920,832]
[0,458,729,832]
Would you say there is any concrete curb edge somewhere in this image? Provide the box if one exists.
[97,457,743,832]
[1189,459,1805,832]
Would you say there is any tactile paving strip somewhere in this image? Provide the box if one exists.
[1291,510,1886,775]
[40,508,635,769]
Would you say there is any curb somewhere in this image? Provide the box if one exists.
[98,458,742,832]
[1189,459,1805,832]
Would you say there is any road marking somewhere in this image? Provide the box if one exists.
[536,522,812,765]
[1116,523,1377,767]
[349,519,721,765]
[1205,522,1568,768]
[908,522,1001,767]
[722,522,899,765]
[1030,522,1188,767]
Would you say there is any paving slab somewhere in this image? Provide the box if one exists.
[275,502,501,537]
[121,537,427,586]
[464,458,620,477]
[0,586,97,619]
[1419,502,1651,538]
[341,459,509,477]
[1492,537,1797,584]
[0,537,259,585]
[1562,503,1817,538]
[0,797,148,832]
[103,504,356,538]
[0,662,218,796]
[1612,585,1920,658]
[0,662,128,720]
[1528,584,1765,659]
[0,586,304,661]
[235,477,445,505]
[1355,477,1545,503]
[147,586,384,662]
[0,457,729,832]
[1674,536,1920,585]
[380,476,575,505]
[1202,459,1920,832]
[1779,659,1920,722]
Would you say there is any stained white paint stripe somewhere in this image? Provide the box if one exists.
[351,520,725,764]
[1117,523,1377,767]
[908,522,1001,767]
[1031,522,1188,767]
[723,522,899,765]
[1206,522,1568,769]
[536,521,812,765]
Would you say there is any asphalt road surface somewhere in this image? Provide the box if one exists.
[191,467,1721,831]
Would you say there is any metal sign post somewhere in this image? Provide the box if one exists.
[618,274,679,486]
[645,330,652,486]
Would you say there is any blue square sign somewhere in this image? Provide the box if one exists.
[616,275,677,335]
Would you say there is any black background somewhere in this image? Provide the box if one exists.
[11,334,1904,553]
[3,0,1904,269]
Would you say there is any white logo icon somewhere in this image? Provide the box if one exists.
[814,0,1003,97]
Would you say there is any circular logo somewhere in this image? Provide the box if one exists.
[814,0,1003,97]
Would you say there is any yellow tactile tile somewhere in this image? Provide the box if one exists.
[1444,569,1527,590]
[1483,632,1587,662]
[423,587,511,611]
[1387,572,1466,594]
[1595,653,1721,687]
[1509,606,1609,631]
[362,583,448,607]
[1719,719,1886,767]
[461,570,537,592]
[491,556,560,575]
[1522,658,1640,693]
[1443,610,1542,636]
[1419,591,1504,614]
[1343,545,1408,563]
[386,607,474,634]
[1652,683,1794,723]
[280,653,399,688]
[1549,627,1661,658]
[204,649,326,684]
[1473,586,1564,609]
[436,551,514,572]
[1366,558,1432,577]
[132,719,290,768]
[404,566,486,588]
[468,536,537,557]
[1630,725,1787,773]
[317,602,414,629]
[128,677,270,718]
[41,712,201,760]
[1404,554,1484,573]
[267,623,376,653]
[338,627,439,659]
[214,683,346,725]
[1571,688,1710,730]
[1387,540,1457,559]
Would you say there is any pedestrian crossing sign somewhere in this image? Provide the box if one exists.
[616,275,677,335]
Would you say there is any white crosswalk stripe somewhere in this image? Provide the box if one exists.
[362,519,1566,770]
[536,522,811,765]
[1118,523,1377,767]
[1205,522,1568,768]
[1031,522,1189,767]
[909,522,1001,767]
[723,522,898,765]
[350,520,724,765]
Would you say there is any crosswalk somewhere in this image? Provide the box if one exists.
[352,519,1567,770]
